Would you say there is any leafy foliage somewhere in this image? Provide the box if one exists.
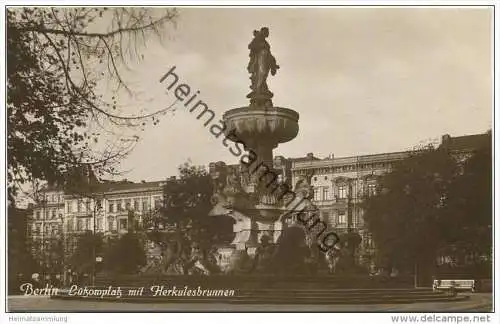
[363,146,458,271]
[8,207,38,293]
[363,135,492,275]
[442,136,492,265]
[103,233,146,274]
[143,162,233,250]
[69,231,103,274]
[7,7,178,204]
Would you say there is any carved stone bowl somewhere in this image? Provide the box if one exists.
[223,106,299,146]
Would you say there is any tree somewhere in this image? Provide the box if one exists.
[441,133,492,273]
[363,145,458,276]
[7,7,178,204]
[8,207,38,294]
[69,231,103,274]
[144,162,233,252]
[102,233,146,274]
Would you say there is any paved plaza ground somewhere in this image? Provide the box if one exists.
[7,293,492,312]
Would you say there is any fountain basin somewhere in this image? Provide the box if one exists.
[223,106,299,145]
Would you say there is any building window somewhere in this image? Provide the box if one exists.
[67,202,72,213]
[85,200,91,212]
[154,197,162,209]
[36,211,41,219]
[109,201,114,213]
[125,199,131,210]
[96,218,103,231]
[76,219,83,231]
[85,218,91,231]
[351,209,358,227]
[328,212,336,226]
[338,185,347,199]
[67,219,73,232]
[117,200,123,211]
[313,188,320,201]
[142,199,149,211]
[338,210,347,225]
[322,187,329,200]
[119,219,128,230]
[96,199,102,210]
[368,183,377,196]
[77,201,82,213]
[134,199,140,211]
[107,217,115,231]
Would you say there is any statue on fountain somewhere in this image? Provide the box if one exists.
[247,27,280,108]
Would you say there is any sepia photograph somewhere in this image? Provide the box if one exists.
[1,1,496,321]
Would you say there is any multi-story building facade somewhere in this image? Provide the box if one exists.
[28,188,66,273]
[28,180,166,273]
[289,151,409,266]
[63,180,166,235]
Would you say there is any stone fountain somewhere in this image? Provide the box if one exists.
[209,27,312,272]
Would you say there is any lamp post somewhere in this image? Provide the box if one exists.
[95,256,103,276]
[58,212,67,286]
[91,193,104,286]
[91,196,97,286]
[40,194,47,280]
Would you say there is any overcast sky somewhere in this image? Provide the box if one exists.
[108,7,492,182]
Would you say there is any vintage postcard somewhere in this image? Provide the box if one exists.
[2,2,496,322]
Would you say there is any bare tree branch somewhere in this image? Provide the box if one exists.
[7,7,179,205]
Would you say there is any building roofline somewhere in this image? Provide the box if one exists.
[292,151,410,170]
[62,180,167,198]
